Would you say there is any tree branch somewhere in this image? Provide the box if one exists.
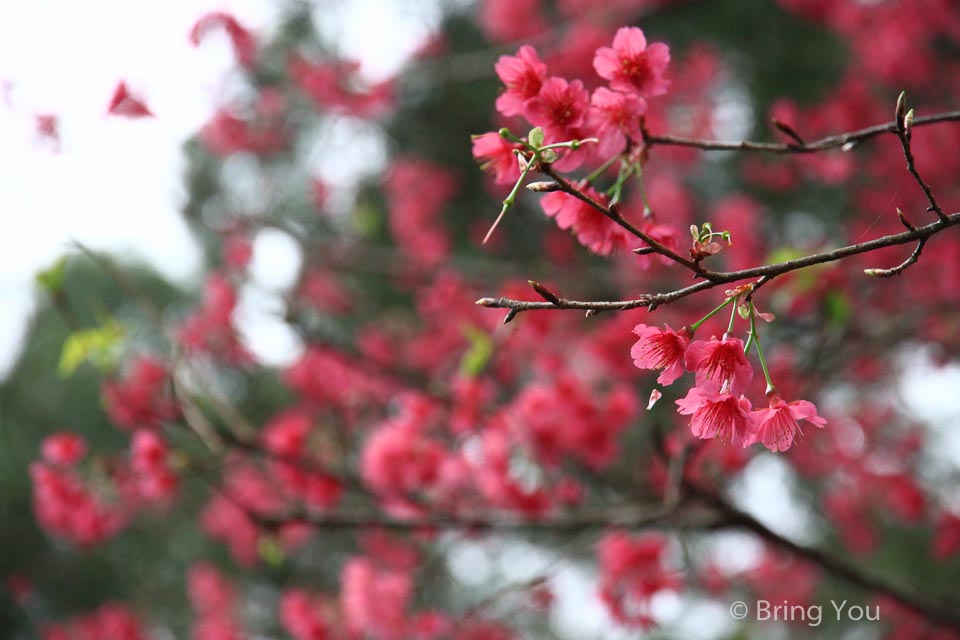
[540,166,709,275]
[643,109,960,154]
[478,211,960,319]
[692,485,960,634]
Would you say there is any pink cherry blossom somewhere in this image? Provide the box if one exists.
[746,396,826,452]
[588,87,646,156]
[41,432,87,466]
[676,387,753,446]
[684,334,753,394]
[597,532,681,629]
[472,131,522,185]
[190,12,257,68]
[523,77,590,143]
[630,324,690,386]
[540,186,633,255]
[494,45,547,117]
[107,81,153,118]
[593,27,670,98]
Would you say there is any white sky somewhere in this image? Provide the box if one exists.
[0,0,438,375]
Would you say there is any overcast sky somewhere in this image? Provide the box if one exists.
[0,0,441,376]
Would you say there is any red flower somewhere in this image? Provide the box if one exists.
[523,77,590,144]
[676,387,753,446]
[630,324,689,386]
[593,27,670,98]
[597,532,680,629]
[540,186,632,255]
[190,12,257,68]
[107,82,153,118]
[41,433,87,466]
[341,558,412,640]
[478,0,546,43]
[684,334,753,394]
[588,87,646,156]
[746,396,826,452]
[494,45,547,117]
[472,131,521,185]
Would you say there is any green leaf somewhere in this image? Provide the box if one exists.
[540,149,558,164]
[35,255,69,295]
[528,127,545,148]
[58,319,125,377]
[823,291,851,327]
[258,535,285,567]
[459,326,494,378]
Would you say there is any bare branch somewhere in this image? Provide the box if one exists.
[894,104,948,222]
[540,166,710,275]
[479,211,960,319]
[643,109,960,154]
[863,239,928,278]
[693,485,960,634]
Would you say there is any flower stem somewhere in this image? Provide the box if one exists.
[749,302,777,396]
[633,163,652,218]
[585,154,623,184]
[483,154,535,244]
[726,298,739,334]
[689,296,735,333]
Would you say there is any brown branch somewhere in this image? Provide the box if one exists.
[692,485,960,635]
[894,106,948,222]
[477,211,960,319]
[253,503,701,534]
[863,238,927,278]
[540,165,710,275]
[643,109,960,154]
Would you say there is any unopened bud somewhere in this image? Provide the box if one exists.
[895,91,907,126]
[526,181,560,192]
[528,280,561,304]
[863,268,883,277]
[896,207,916,231]
[903,109,915,136]
[771,118,805,146]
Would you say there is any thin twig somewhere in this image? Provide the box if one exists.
[477,211,960,319]
[894,108,948,222]
[541,166,710,275]
[643,109,960,154]
[863,239,928,278]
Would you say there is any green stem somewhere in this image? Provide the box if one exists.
[499,128,535,151]
[585,154,623,184]
[540,137,599,151]
[607,161,630,204]
[743,327,755,356]
[483,154,535,244]
[633,164,652,218]
[689,296,735,333]
[750,302,776,396]
[726,298,739,334]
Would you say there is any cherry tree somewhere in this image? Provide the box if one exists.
[6,1,960,638]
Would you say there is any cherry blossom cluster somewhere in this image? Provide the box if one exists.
[597,532,680,629]
[632,288,826,452]
[31,429,179,547]
[473,27,678,253]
